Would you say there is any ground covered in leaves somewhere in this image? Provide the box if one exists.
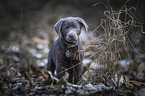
[0,36,145,96]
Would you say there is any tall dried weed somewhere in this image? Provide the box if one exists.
[84,1,144,84]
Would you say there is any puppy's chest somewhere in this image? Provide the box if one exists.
[62,58,78,68]
[65,46,80,60]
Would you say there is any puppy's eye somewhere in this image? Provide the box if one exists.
[64,25,69,29]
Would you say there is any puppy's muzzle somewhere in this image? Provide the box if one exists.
[68,33,76,39]
[66,31,78,42]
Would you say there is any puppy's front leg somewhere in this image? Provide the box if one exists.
[68,69,74,83]
[56,63,65,79]
[68,64,83,84]
[74,63,83,84]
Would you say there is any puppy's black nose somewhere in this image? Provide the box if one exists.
[68,33,75,38]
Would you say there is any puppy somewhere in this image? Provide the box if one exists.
[47,17,88,84]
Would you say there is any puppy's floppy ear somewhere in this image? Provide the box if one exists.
[54,18,64,35]
[75,17,88,32]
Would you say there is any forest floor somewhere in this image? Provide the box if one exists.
[0,35,145,96]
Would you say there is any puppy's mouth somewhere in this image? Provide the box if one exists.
[66,38,78,43]
[67,40,77,44]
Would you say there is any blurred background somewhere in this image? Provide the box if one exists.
[0,0,145,48]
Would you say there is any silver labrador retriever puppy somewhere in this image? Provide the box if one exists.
[47,17,88,84]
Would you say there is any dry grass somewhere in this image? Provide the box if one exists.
[83,1,144,85]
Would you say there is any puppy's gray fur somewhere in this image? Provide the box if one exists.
[47,17,88,83]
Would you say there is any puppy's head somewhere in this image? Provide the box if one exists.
[54,17,88,43]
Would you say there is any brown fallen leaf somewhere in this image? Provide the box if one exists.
[7,70,11,77]
[30,64,42,76]
[125,82,134,89]
[129,80,145,87]
[59,76,68,85]
[41,71,48,80]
